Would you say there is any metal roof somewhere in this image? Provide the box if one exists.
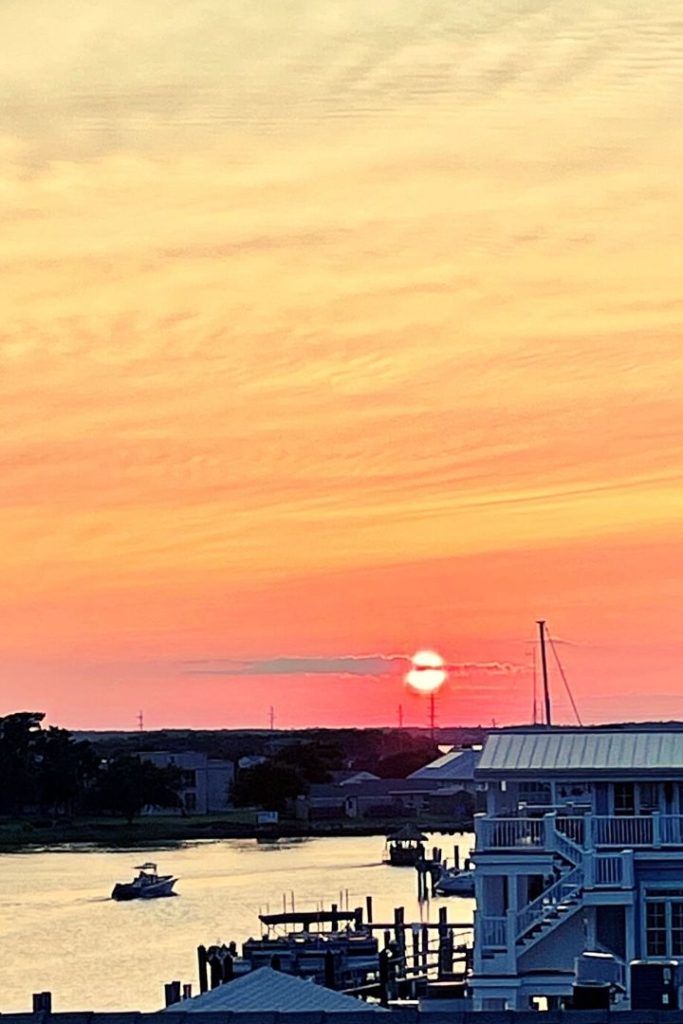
[165,968,385,1014]
[477,730,683,777]
[408,748,479,781]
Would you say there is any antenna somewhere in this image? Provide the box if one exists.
[531,644,538,726]
[269,706,275,731]
[398,704,404,729]
[429,693,436,740]
[137,710,144,733]
[537,620,552,727]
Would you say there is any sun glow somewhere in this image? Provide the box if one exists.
[405,649,447,694]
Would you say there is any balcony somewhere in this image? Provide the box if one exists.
[476,812,683,852]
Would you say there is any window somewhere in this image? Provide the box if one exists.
[614,783,635,815]
[645,896,683,958]
[184,792,197,811]
[639,782,658,813]
[672,904,683,956]
[646,902,667,957]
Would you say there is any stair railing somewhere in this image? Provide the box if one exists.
[516,864,584,941]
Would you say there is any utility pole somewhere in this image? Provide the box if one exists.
[269,705,275,731]
[429,693,436,741]
[398,704,404,729]
[537,620,552,727]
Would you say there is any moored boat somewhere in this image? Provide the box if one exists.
[111,862,177,901]
[433,864,475,897]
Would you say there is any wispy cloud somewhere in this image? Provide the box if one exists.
[184,655,526,678]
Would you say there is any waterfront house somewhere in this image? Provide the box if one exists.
[471,727,683,1010]
[140,751,234,815]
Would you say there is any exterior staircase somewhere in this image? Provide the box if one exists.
[514,821,586,953]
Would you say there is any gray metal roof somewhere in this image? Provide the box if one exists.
[165,968,385,1014]
[408,748,479,782]
[477,730,683,777]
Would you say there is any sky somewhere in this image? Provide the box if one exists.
[1,0,682,730]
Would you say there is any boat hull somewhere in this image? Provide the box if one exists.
[111,877,177,901]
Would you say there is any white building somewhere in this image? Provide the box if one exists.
[141,751,234,815]
[472,728,683,1010]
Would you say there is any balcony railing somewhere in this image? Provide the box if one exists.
[476,812,683,852]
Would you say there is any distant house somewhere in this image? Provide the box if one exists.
[408,745,481,792]
[140,751,234,815]
[297,778,446,821]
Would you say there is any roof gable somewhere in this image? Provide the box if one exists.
[166,967,385,1014]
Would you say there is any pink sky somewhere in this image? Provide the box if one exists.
[1,1,682,729]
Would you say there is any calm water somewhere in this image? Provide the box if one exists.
[0,834,474,1013]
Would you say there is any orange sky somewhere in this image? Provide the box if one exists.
[1,1,682,729]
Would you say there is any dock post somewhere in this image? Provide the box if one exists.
[383,928,391,949]
[209,956,221,989]
[412,923,420,973]
[421,923,429,970]
[164,981,181,1007]
[324,949,336,989]
[438,907,448,977]
[197,945,208,994]
[182,984,192,1001]
[366,895,373,923]
[222,953,234,982]
[32,993,52,1015]
[378,949,390,1007]
[354,906,363,929]
[331,902,339,930]
[453,846,460,870]
[394,906,406,963]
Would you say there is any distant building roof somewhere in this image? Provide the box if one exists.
[308,779,441,800]
[165,967,385,1013]
[408,747,479,782]
[477,729,683,779]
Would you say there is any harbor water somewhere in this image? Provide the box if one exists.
[0,833,475,1013]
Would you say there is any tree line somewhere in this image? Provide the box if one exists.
[0,712,182,822]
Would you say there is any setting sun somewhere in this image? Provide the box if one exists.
[405,650,448,694]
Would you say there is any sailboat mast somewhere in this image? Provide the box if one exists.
[537,619,552,727]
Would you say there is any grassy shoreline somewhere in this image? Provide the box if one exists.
[0,815,470,850]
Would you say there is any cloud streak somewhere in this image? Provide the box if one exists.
[185,655,526,678]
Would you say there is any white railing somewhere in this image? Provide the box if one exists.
[480,915,507,948]
[660,815,683,844]
[555,816,585,846]
[516,865,584,939]
[593,853,623,886]
[476,817,544,849]
[591,815,653,847]
[476,813,683,852]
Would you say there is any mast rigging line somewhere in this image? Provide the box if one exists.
[545,627,583,727]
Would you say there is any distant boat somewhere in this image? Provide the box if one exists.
[111,862,177,901]
[433,864,475,897]
[383,825,427,866]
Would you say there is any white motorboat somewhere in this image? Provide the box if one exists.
[111,862,177,901]
[433,864,475,897]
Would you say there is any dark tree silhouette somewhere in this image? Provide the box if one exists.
[92,756,182,822]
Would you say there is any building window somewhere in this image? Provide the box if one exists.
[614,783,635,816]
[672,903,683,956]
[639,782,658,813]
[184,792,197,812]
[645,896,683,958]
[646,902,667,957]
